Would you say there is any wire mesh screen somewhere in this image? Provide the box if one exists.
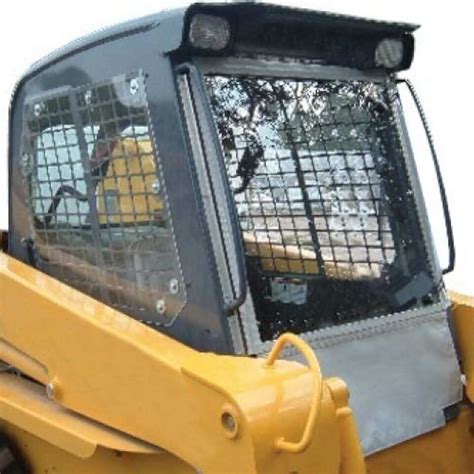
[205,75,438,341]
[21,73,186,325]
[230,148,395,281]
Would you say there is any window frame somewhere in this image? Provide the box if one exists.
[193,56,445,355]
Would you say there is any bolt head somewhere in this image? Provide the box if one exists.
[169,278,179,295]
[221,409,239,439]
[151,178,161,195]
[129,78,140,96]
[34,103,45,117]
[222,413,235,432]
[84,90,93,105]
[21,153,33,176]
[46,382,55,400]
[156,299,166,315]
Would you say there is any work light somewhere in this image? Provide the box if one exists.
[189,14,231,51]
[375,38,404,69]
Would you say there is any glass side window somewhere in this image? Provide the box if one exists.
[33,126,97,225]
[22,74,186,325]
[204,74,439,341]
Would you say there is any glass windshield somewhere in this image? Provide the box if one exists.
[204,73,439,341]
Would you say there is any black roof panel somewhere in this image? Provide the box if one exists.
[24,2,419,78]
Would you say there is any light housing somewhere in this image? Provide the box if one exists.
[375,38,405,69]
[189,14,231,51]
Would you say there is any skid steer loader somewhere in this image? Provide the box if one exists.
[0,2,472,473]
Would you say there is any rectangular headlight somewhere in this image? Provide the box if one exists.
[189,14,231,51]
[375,38,405,69]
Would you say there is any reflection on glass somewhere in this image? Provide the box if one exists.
[205,75,438,340]
[23,76,185,325]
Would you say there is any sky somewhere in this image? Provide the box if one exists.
[0,0,472,294]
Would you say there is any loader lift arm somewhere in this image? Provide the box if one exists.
[0,252,364,473]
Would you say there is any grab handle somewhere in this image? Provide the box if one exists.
[265,333,323,454]
[397,78,456,274]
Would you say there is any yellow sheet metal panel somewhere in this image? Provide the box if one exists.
[0,373,160,459]
[366,405,474,474]
[1,422,194,474]
[0,339,48,385]
[0,253,356,473]
[451,291,474,402]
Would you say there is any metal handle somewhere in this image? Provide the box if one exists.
[265,333,323,454]
[397,78,456,275]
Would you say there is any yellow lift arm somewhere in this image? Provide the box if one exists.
[0,252,364,473]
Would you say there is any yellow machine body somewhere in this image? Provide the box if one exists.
[2,403,472,474]
[0,249,473,473]
[0,251,365,473]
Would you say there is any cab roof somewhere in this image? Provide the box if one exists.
[26,2,418,77]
